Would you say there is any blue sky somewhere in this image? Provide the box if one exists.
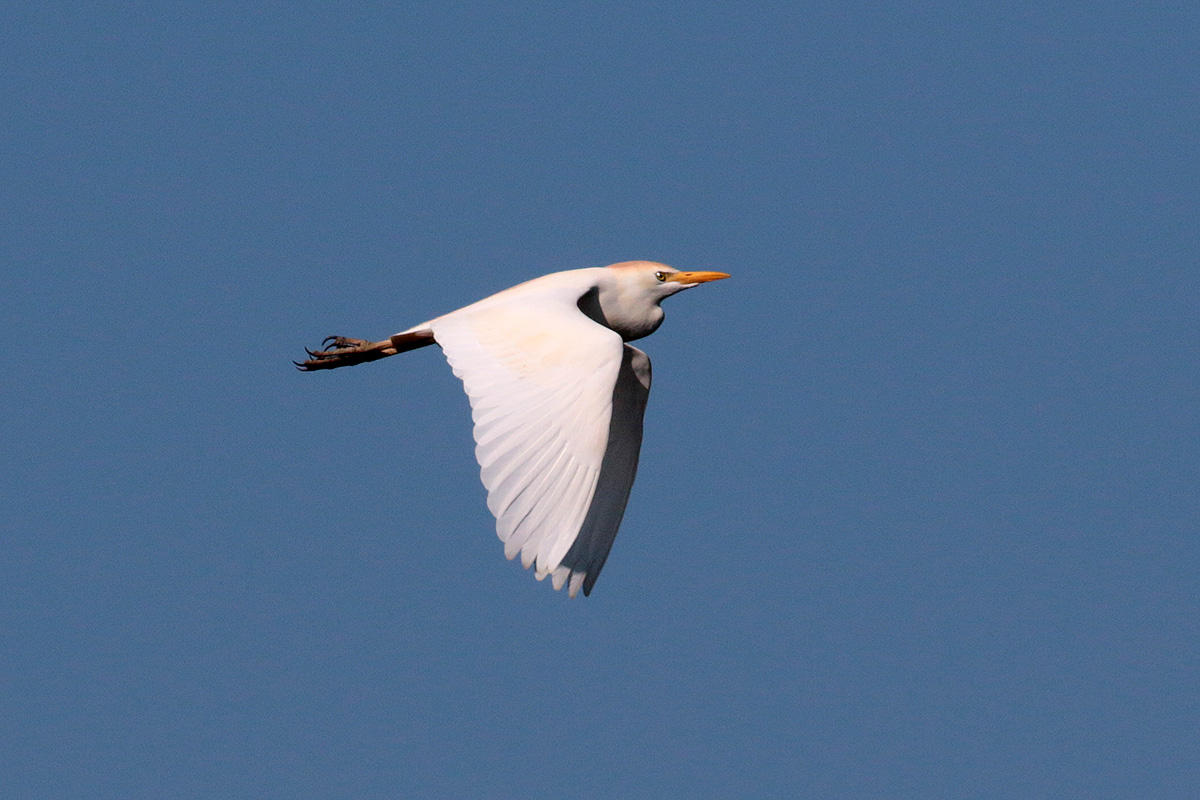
[3,3,1197,798]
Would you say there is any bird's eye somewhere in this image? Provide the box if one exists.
[654,271,667,282]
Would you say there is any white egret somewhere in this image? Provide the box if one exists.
[298,261,729,596]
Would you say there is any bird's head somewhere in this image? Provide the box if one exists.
[606,261,731,301]
[593,261,729,341]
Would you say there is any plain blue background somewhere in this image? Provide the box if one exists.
[4,3,1197,798]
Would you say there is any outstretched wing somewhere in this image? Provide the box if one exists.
[430,281,642,595]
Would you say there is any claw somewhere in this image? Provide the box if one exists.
[297,334,390,372]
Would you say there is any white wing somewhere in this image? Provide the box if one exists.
[429,277,647,595]
[558,344,651,596]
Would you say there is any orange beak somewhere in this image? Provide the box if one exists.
[664,271,731,285]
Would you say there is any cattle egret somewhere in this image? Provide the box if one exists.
[297,261,729,596]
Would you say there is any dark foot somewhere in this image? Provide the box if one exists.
[295,336,396,371]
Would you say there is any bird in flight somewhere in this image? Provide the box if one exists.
[298,260,729,596]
